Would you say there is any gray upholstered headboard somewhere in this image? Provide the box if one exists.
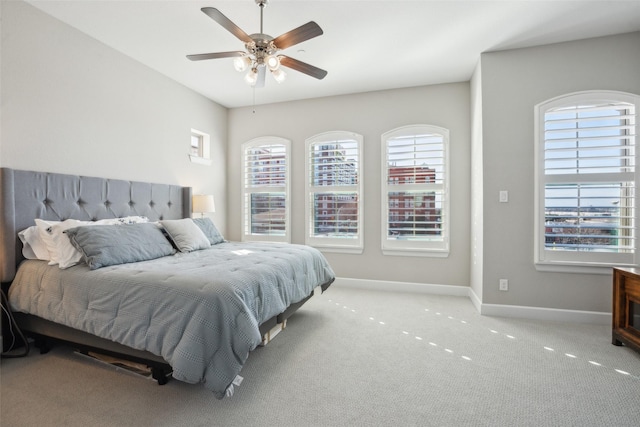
[0,168,192,283]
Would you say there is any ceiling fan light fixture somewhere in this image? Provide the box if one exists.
[265,55,280,71]
[233,55,251,72]
[245,68,258,86]
[271,68,286,83]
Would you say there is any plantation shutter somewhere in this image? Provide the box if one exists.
[309,140,359,237]
[242,140,289,241]
[386,133,445,238]
[543,101,636,254]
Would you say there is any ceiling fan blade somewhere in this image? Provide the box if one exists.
[255,66,266,88]
[186,51,246,61]
[279,55,328,80]
[201,7,252,43]
[272,21,323,50]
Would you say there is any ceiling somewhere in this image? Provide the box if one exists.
[26,0,640,109]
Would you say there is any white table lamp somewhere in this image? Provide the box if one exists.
[192,194,215,218]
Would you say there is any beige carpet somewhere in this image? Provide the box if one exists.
[2,286,639,426]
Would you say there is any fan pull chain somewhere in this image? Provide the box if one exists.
[252,87,256,114]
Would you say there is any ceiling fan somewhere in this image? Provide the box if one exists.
[187,0,328,87]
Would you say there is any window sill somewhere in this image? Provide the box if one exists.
[534,261,628,275]
[189,155,212,166]
[382,248,449,258]
[312,245,363,255]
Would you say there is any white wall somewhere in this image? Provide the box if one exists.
[228,83,471,286]
[0,0,228,231]
[478,32,640,313]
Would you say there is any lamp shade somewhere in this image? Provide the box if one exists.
[192,195,215,214]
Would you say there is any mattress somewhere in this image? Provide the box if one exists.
[8,241,335,398]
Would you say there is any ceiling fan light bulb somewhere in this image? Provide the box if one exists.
[272,68,286,83]
[266,55,280,71]
[233,56,250,72]
[245,69,258,86]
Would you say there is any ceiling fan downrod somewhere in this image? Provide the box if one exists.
[257,0,267,34]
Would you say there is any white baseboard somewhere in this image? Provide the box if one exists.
[479,302,610,325]
[334,277,470,296]
[335,277,611,324]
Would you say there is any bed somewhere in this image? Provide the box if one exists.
[0,167,335,398]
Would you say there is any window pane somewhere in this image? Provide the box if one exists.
[311,192,358,238]
[544,104,635,175]
[387,134,444,184]
[245,144,287,187]
[542,100,636,255]
[247,192,286,236]
[310,141,358,186]
[387,190,443,240]
[544,182,634,252]
[190,134,202,157]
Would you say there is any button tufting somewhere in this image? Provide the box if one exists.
[149,201,155,207]
[129,201,135,207]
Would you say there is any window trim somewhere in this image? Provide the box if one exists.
[534,90,639,273]
[305,131,364,254]
[241,136,291,243]
[381,124,450,257]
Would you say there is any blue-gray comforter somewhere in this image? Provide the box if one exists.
[9,242,335,398]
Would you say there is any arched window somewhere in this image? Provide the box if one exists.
[381,125,449,257]
[305,131,363,253]
[241,137,290,242]
[534,91,639,271]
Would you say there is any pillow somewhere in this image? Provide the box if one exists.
[193,217,225,245]
[34,217,151,269]
[160,219,211,252]
[18,225,51,260]
[66,222,175,270]
[95,216,149,225]
[35,219,91,267]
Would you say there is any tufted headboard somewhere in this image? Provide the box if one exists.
[0,168,192,283]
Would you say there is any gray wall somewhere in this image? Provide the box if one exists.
[228,84,471,286]
[0,0,228,231]
[4,0,639,314]
[477,32,640,312]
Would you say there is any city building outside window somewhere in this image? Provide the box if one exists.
[381,125,449,257]
[305,131,363,253]
[534,91,639,271]
[241,137,290,242]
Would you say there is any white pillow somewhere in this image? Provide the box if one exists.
[96,216,149,225]
[34,216,152,269]
[18,225,51,260]
[35,219,91,268]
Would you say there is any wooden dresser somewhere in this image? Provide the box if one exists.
[612,267,640,354]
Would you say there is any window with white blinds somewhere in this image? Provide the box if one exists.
[241,137,290,242]
[305,131,363,253]
[381,125,450,256]
[535,91,639,270]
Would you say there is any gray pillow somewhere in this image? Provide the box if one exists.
[66,223,175,270]
[193,217,225,245]
[160,219,211,252]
